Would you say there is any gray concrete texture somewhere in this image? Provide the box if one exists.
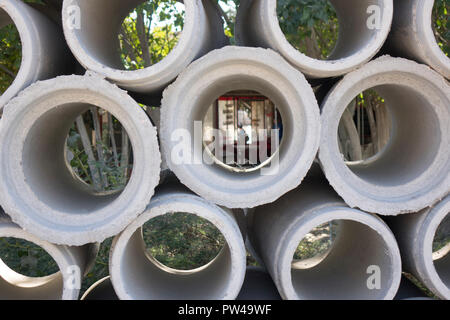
[0,0,448,300]
[0,0,71,111]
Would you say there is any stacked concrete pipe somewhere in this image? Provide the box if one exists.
[0,74,161,246]
[386,196,450,300]
[319,56,450,215]
[0,0,71,110]
[384,0,450,79]
[62,0,228,102]
[0,211,98,300]
[109,184,246,300]
[235,0,393,78]
[246,167,402,300]
[160,46,321,208]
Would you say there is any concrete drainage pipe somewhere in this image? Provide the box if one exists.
[386,196,450,300]
[0,74,161,246]
[246,170,402,300]
[160,46,321,208]
[0,215,96,300]
[384,0,449,79]
[109,185,246,300]
[62,0,228,96]
[235,0,393,78]
[0,0,70,110]
[319,56,450,215]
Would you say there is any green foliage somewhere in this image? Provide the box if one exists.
[293,222,337,260]
[0,24,21,94]
[143,213,226,270]
[433,0,450,56]
[0,238,59,277]
[277,0,338,59]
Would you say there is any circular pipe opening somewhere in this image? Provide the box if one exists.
[432,0,449,57]
[277,0,339,60]
[65,107,134,194]
[0,229,66,300]
[339,84,441,187]
[426,199,450,298]
[202,91,283,173]
[23,103,134,214]
[0,76,161,245]
[319,57,449,214]
[161,47,320,208]
[287,217,400,299]
[118,0,185,70]
[236,0,393,77]
[110,192,246,300]
[0,9,21,98]
[142,212,226,272]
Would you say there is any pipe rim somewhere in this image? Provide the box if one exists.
[160,46,320,208]
[62,0,204,92]
[0,75,161,245]
[319,56,450,215]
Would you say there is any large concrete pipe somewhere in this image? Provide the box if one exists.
[319,56,450,215]
[0,213,97,300]
[385,196,450,300]
[62,0,228,99]
[246,168,402,300]
[384,0,449,79]
[0,0,71,110]
[109,184,246,300]
[235,0,393,78]
[0,74,161,246]
[160,46,320,208]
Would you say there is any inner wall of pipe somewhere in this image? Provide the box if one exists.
[73,0,146,69]
[324,0,385,60]
[22,103,123,214]
[190,74,299,180]
[0,243,63,299]
[118,225,233,299]
[346,84,441,187]
[291,219,393,299]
